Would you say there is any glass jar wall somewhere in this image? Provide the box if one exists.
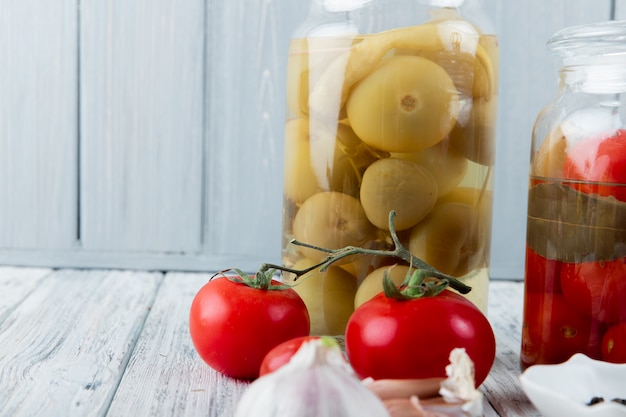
[282,0,499,335]
[522,20,626,368]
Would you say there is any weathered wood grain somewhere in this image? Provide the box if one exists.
[0,1,618,275]
[0,267,52,324]
[615,0,625,19]
[0,269,162,417]
[107,272,248,417]
[203,0,304,268]
[0,0,78,249]
[483,281,541,416]
[0,271,538,416]
[79,0,205,253]
[489,0,614,279]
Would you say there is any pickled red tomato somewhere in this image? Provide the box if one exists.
[524,246,563,294]
[285,258,358,336]
[346,55,459,153]
[408,202,486,277]
[560,258,626,323]
[360,158,438,231]
[292,191,375,263]
[521,292,593,367]
[563,129,626,201]
[392,140,468,197]
[602,322,626,363]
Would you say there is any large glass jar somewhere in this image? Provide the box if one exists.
[522,20,626,369]
[282,0,499,335]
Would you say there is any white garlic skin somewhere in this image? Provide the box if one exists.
[234,338,390,417]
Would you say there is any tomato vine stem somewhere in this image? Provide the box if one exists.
[260,210,471,295]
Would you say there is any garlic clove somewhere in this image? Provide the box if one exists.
[364,348,483,417]
[364,377,444,400]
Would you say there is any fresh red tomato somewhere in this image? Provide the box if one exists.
[602,322,626,363]
[259,336,320,376]
[189,274,310,380]
[521,292,594,368]
[563,129,626,201]
[345,290,495,386]
[560,258,626,323]
[524,246,563,294]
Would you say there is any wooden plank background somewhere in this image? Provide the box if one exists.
[0,0,620,276]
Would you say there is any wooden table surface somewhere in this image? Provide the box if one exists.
[0,267,541,416]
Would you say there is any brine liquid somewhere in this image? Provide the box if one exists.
[281,24,499,335]
[521,176,626,369]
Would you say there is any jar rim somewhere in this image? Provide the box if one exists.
[548,20,626,58]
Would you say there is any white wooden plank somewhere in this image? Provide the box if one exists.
[107,272,248,417]
[488,0,613,279]
[79,0,205,252]
[0,269,162,417]
[0,267,52,324]
[0,248,263,273]
[0,0,78,249]
[616,0,626,19]
[483,281,540,417]
[204,0,307,266]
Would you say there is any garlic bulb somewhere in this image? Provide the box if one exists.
[234,337,390,417]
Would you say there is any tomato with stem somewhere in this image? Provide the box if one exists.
[189,270,310,380]
[345,269,496,386]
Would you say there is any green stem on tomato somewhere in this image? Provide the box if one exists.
[260,211,471,295]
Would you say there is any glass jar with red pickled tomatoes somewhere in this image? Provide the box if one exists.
[281,0,499,336]
[522,20,626,369]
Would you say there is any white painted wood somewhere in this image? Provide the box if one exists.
[203,0,306,265]
[0,267,51,323]
[483,281,541,417]
[0,271,536,416]
[488,0,614,279]
[616,0,626,18]
[0,248,265,273]
[0,269,162,417]
[0,1,619,277]
[107,272,248,417]
[79,0,205,252]
[0,0,78,249]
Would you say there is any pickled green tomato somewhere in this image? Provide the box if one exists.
[283,119,319,204]
[286,36,357,118]
[354,264,411,308]
[346,55,459,153]
[283,119,360,204]
[286,38,309,118]
[392,141,468,197]
[409,202,487,278]
[360,158,438,231]
[292,191,375,263]
[286,258,358,335]
[449,97,497,166]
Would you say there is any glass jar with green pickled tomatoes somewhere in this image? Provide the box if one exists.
[281,0,499,335]
[522,21,626,369]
